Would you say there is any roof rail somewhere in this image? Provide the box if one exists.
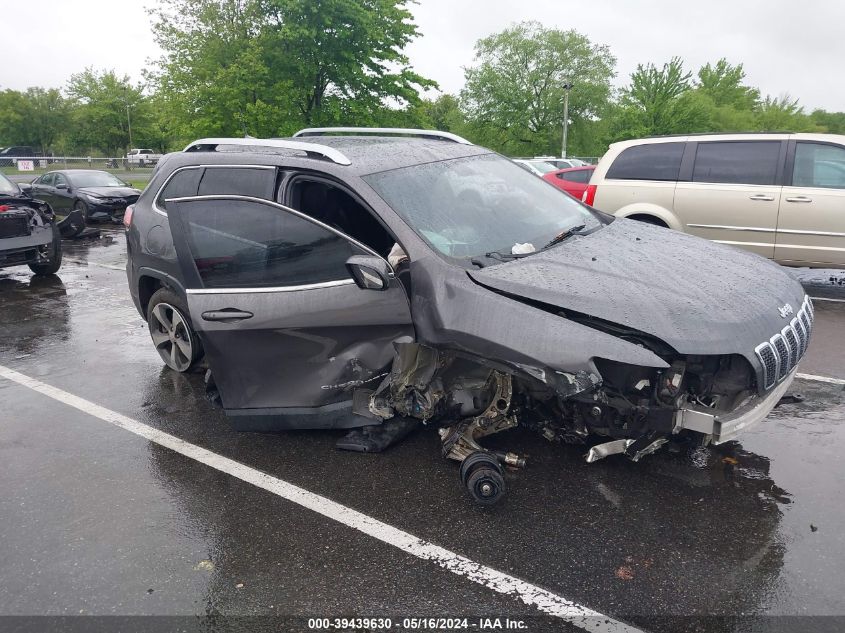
[293,127,473,145]
[182,137,351,166]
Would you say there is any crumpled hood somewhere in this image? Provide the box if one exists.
[79,186,140,198]
[469,219,807,356]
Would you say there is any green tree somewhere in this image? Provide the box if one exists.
[25,88,70,153]
[0,89,32,147]
[810,109,845,134]
[754,94,819,132]
[66,68,149,155]
[418,94,463,132]
[697,59,759,110]
[149,0,434,138]
[612,57,710,138]
[0,88,68,153]
[460,21,616,156]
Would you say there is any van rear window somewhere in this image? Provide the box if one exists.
[606,142,685,181]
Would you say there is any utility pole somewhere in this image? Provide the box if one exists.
[127,103,133,150]
[561,82,573,158]
[123,86,133,171]
[124,87,133,149]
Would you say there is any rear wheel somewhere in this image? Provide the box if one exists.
[28,223,63,276]
[147,288,203,372]
[628,214,668,228]
[73,200,90,222]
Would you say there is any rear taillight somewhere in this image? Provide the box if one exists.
[582,184,597,206]
[0,205,10,213]
[123,205,134,228]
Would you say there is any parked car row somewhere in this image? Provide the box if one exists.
[513,156,590,176]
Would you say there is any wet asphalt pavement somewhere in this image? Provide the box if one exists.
[1,228,844,633]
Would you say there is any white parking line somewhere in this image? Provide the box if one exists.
[64,258,125,271]
[797,372,845,385]
[810,296,845,303]
[0,364,641,633]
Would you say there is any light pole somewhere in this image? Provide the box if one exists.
[561,82,573,158]
[123,86,133,152]
[126,103,133,150]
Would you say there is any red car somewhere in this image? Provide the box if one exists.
[542,166,595,199]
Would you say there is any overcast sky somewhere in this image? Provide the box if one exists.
[2,0,843,112]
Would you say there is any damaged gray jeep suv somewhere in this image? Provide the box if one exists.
[0,172,63,276]
[125,127,812,504]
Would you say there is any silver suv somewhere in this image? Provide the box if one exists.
[587,133,845,267]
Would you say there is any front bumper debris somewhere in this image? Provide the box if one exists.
[674,369,798,444]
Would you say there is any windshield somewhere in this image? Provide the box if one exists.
[364,154,600,261]
[0,173,20,195]
[71,171,128,188]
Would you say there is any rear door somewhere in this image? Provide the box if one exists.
[166,195,413,425]
[52,173,73,213]
[31,173,55,206]
[776,140,845,266]
[674,140,785,258]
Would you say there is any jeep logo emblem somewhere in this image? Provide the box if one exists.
[778,303,794,318]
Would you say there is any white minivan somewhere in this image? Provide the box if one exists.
[586,133,845,267]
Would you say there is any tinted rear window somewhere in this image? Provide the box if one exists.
[156,168,203,211]
[558,169,591,183]
[157,166,277,211]
[692,141,781,186]
[197,167,276,198]
[606,142,685,181]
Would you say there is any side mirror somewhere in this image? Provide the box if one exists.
[56,183,67,190]
[346,255,391,291]
[18,183,32,197]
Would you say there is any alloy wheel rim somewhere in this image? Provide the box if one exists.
[149,302,193,371]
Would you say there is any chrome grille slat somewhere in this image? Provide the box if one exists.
[783,325,798,368]
[793,317,807,357]
[754,296,813,390]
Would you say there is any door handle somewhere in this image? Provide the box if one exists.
[749,194,775,201]
[201,308,254,323]
[785,196,812,203]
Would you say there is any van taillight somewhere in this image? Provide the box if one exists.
[123,205,134,228]
[582,184,597,206]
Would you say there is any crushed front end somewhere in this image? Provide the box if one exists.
[353,295,813,504]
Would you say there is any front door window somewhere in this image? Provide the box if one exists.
[174,197,360,289]
[793,143,845,189]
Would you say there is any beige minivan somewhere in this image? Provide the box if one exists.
[586,133,845,267]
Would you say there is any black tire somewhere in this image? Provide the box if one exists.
[73,199,91,222]
[28,223,63,276]
[147,287,204,372]
[628,214,668,228]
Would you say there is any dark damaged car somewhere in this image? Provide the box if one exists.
[124,128,812,504]
[0,172,62,275]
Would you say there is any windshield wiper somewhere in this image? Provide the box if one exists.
[483,250,532,262]
[540,223,586,251]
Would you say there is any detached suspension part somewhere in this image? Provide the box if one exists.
[439,372,526,505]
[459,451,505,505]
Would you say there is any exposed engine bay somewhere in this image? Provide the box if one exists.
[348,341,762,504]
[0,196,59,270]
